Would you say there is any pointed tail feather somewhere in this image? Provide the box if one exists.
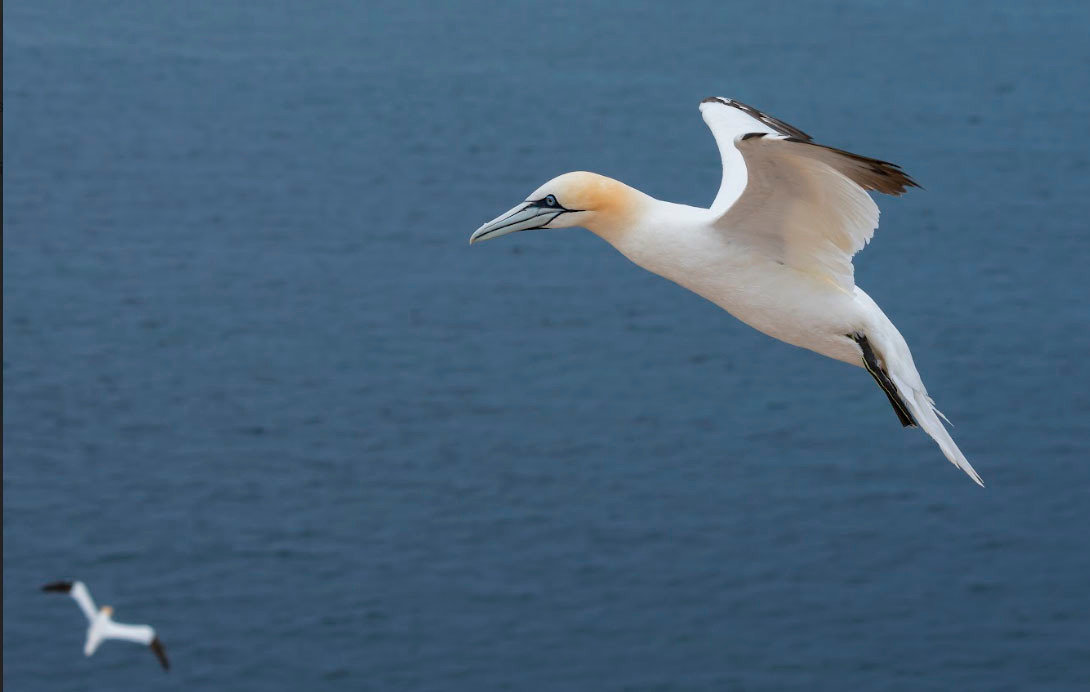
[862,321,984,486]
[889,371,984,487]
[851,289,983,486]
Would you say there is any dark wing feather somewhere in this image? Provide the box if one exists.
[782,137,920,196]
[700,97,813,141]
[150,637,170,671]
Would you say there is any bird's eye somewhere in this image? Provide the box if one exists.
[544,194,558,207]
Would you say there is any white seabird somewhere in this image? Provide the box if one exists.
[470,97,983,486]
[42,580,170,670]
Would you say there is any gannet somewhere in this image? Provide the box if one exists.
[42,581,170,670]
[470,97,983,486]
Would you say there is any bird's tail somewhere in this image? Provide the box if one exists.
[856,319,985,487]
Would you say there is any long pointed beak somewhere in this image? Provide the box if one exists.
[469,203,561,245]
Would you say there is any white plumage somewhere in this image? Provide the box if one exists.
[471,97,983,486]
[43,580,170,670]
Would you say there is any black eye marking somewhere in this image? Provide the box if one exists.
[529,194,560,209]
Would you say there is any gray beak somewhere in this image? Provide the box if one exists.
[469,203,562,244]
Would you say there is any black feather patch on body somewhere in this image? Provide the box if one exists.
[850,333,917,427]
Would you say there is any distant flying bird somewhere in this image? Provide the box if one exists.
[470,97,983,486]
[42,581,169,671]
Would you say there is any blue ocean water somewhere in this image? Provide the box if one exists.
[4,1,1089,689]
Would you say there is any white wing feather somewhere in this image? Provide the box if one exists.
[700,100,781,214]
[99,620,156,646]
[84,627,104,656]
[70,582,98,623]
[699,97,918,290]
[717,135,880,290]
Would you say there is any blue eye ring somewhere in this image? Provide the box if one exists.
[544,194,558,207]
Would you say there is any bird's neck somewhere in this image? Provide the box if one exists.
[578,175,655,246]
[582,178,719,263]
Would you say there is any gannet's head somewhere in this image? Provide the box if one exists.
[470,172,644,244]
[101,605,114,617]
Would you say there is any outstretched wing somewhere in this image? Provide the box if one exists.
[98,621,168,670]
[84,626,105,656]
[69,582,99,623]
[100,620,155,646]
[699,97,918,290]
[42,580,98,623]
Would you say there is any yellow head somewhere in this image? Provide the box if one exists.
[470,172,647,244]
[101,605,114,617]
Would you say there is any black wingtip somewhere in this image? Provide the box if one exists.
[41,581,73,593]
[150,636,170,671]
[779,140,922,196]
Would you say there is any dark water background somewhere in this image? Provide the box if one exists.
[5,1,1089,690]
